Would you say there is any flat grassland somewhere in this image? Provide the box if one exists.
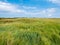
[0,18,60,45]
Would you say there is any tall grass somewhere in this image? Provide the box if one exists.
[0,18,60,45]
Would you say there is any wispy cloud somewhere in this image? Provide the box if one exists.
[0,1,59,18]
[22,6,37,9]
[21,8,57,17]
[32,0,60,5]
[47,0,60,5]
[0,1,25,13]
[39,8,56,17]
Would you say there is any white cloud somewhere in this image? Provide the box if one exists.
[47,0,60,5]
[0,1,57,17]
[22,6,37,9]
[25,8,56,17]
[41,8,56,17]
[0,1,25,13]
[0,1,37,15]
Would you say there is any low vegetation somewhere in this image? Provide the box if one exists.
[0,18,60,45]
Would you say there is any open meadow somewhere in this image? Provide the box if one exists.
[0,18,60,45]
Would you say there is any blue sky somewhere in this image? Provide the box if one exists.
[0,0,60,18]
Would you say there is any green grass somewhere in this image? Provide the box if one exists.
[0,18,60,45]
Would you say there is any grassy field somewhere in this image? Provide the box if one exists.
[0,18,60,45]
